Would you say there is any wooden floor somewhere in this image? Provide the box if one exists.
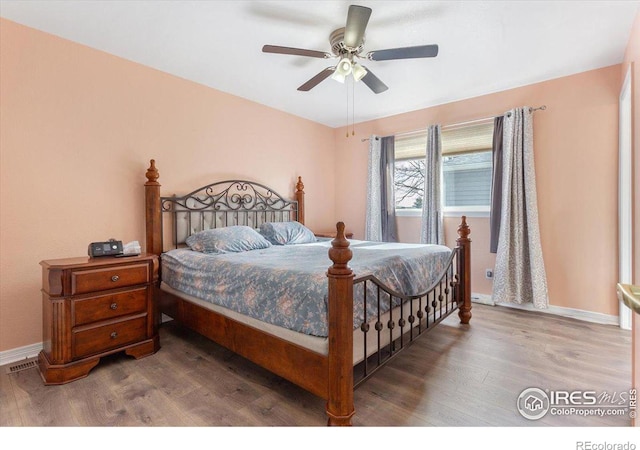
[0,304,632,427]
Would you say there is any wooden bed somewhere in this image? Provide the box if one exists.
[144,159,472,426]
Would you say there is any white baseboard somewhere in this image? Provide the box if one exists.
[496,301,620,326]
[471,293,495,306]
[471,292,620,327]
[0,342,42,367]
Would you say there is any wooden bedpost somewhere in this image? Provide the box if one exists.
[295,176,305,225]
[326,222,355,426]
[145,159,162,257]
[456,216,472,324]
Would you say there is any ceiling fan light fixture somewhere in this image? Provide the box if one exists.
[331,70,347,83]
[352,62,367,81]
[331,56,352,83]
[336,57,352,75]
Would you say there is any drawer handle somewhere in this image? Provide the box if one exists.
[110,331,118,339]
[110,303,118,310]
[111,275,120,282]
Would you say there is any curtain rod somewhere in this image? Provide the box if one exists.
[360,105,547,142]
[507,105,546,117]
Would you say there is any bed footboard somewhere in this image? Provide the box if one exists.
[326,218,471,425]
[326,222,355,426]
[456,217,472,324]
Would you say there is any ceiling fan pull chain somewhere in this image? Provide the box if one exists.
[346,80,350,137]
[352,79,356,136]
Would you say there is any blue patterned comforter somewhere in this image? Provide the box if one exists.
[161,240,452,337]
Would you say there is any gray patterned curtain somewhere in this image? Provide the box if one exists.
[420,124,444,245]
[492,107,549,308]
[365,135,397,242]
[365,136,382,241]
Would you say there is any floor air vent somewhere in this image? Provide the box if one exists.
[6,357,38,374]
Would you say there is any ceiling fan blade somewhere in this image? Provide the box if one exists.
[298,67,336,91]
[360,67,388,94]
[343,5,372,48]
[262,45,330,59]
[368,44,439,61]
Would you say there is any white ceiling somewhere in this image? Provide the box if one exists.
[1,1,639,128]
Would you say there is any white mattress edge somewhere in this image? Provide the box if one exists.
[160,282,439,364]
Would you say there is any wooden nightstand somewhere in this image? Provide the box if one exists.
[314,231,354,239]
[38,253,160,385]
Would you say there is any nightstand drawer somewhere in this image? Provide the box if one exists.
[73,287,148,326]
[71,263,149,295]
[73,315,147,359]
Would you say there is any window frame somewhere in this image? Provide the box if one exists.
[392,120,494,218]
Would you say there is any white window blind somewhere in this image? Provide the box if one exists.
[394,118,495,160]
[441,119,494,154]
[394,130,428,161]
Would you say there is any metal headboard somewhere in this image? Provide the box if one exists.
[161,180,300,248]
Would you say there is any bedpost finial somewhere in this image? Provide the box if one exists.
[457,215,470,240]
[296,176,304,193]
[328,222,352,275]
[145,159,160,185]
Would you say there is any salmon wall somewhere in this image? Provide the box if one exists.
[334,64,622,317]
[0,19,336,352]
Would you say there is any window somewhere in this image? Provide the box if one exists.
[394,119,494,216]
[443,151,492,209]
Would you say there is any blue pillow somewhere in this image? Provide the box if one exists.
[259,221,317,245]
[186,226,272,254]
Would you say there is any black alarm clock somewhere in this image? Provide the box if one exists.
[88,239,123,257]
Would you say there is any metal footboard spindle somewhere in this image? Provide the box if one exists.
[353,216,472,388]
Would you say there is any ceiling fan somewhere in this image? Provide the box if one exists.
[262,4,439,94]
